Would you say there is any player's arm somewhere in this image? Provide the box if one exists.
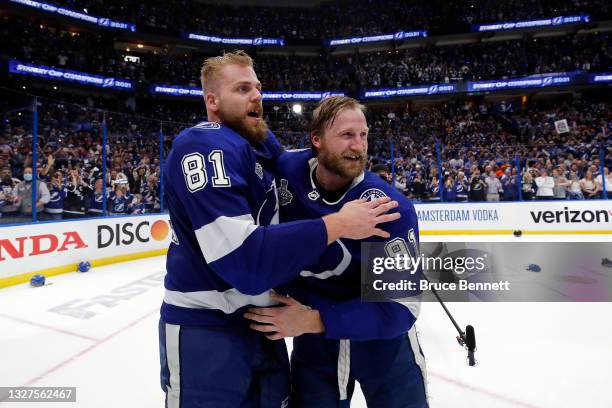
[247,205,422,340]
[172,139,399,295]
[246,292,417,341]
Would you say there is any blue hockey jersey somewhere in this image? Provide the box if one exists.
[161,123,330,327]
[44,184,66,214]
[109,192,130,215]
[274,149,421,341]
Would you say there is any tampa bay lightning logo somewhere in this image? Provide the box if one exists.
[394,32,404,40]
[102,78,115,87]
[98,18,110,27]
[321,92,331,99]
[542,77,553,86]
[552,17,563,25]
[428,85,439,94]
[193,121,221,130]
[359,188,387,201]
[253,37,263,46]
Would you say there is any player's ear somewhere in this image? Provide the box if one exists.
[205,91,219,113]
[311,131,322,149]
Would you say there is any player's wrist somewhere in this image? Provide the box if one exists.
[322,213,346,244]
[306,309,325,334]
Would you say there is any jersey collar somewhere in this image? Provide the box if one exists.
[307,157,365,205]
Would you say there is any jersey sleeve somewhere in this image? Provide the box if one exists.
[169,132,328,295]
[317,202,421,340]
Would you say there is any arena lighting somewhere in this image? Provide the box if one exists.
[186,33,284,46]
[292,103,303,115]
[326,30,427,46]
[474,14,590,32]
[8,60,133,90]
[9,0,136,32]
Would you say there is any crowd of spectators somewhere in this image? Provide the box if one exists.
[360,97,611,202]
[4,15,610,93]
[1,99,164,224]
[2,89,610,226]
[47,0,612,39]
[2,17,147,82]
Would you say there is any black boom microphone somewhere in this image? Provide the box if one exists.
[423,275,477,366]
[463,325,477,366]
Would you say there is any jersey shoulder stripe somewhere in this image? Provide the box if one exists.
[173,123,249,153]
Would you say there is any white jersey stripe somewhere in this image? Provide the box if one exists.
[300,240,352,279]
[165,323,181,408]
[195,214,258,263]
[164,288,276,314]
[408,325,429,405]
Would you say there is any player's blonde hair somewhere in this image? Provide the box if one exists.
[310,96,366,137]
[200,50,254,93]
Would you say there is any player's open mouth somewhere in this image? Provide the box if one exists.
[343,154,362,161]
[247,110,260,118]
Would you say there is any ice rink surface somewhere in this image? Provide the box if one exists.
[1,235,611,407]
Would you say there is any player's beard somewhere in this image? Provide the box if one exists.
[318,147,367,180]
[218,104,268,143]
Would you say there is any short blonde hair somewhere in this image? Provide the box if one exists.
[200,50,254,92]
[310,96,366,137]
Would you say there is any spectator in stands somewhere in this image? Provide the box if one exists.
[0,134,13,170]
[63,167,92,218]
[485,170,503,202]
[454,172,469,202]
[441,175,454,202]
[501,168,518,201]
[552,168,570,200]
[0,167,18,218]
[468,169,486,202]
[44,170,66,219]
[595,167,612,198]
[427,177,441,202]
[522,171,536,200]
[12,166,50,216]
[88,178,106,216]
[535,169,555,200]
[580,170,600,199]
[128,193,146,214]
[109,183,130,215]
[371,164,392,184]
[142,175,160,212]
[409,173,426,202]
[567,171,584,199]
[131,165,149,194]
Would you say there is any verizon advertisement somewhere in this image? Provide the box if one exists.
[415,201,612,232]
[0,214,171,279]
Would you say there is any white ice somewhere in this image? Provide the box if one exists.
[1,234,611,407]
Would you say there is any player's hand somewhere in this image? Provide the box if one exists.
[244,292,324,340]
[324,197,400,242]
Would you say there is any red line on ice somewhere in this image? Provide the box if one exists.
[0,313,99,342]
[430,370,542,408]
[21,308,158,387]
